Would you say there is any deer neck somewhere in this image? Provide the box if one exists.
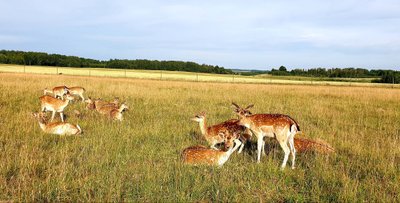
[118,105,125,112]
[37,119,47,131]
[198,119,208,136]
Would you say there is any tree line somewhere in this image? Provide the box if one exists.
[269,66,399,84]
[0,50,233,74]
[1,50,398,83]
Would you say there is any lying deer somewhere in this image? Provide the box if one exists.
[43,85,69,100]
[232,102,301,169]
[182,133,241,166]
[109,103,129,121]
[191,112,251,153]
[32,112,82,135]
[39,94,74,122]
[68,86,86,102]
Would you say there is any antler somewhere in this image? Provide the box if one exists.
[245,104,254,109]
[231,102,240,109]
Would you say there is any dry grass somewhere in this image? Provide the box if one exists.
[0,72,399,202]
[1,64,398,88]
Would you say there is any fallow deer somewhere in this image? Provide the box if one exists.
[232,103,301,169]
[191,112,252,153]
[181,133,242,166]
[94,98,120,111]
[68,86,86,102]
[39,94,74,122]
[32,112,82,135]
[109,103,129,121]
[43,85,69,100]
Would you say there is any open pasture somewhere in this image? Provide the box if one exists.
[0,72,399,202]
[0,64,397,88]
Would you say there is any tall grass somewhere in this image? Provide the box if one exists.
[0,72,399,202]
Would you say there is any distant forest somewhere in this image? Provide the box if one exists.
[0,50,233,74]
[0,50,398,83]
[239,66,400,84]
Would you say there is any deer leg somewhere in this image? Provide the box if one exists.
[261,139,266,156]
[80,94,85,102]
[237,140,244,154]
[60,112,64,122]
[278,138,290,170]
[50,111,56,122]
[288,135,296,169]
[233,139,242,153]
[289,129,296,169]
[257,136,264,163]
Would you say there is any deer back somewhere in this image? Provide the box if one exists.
[39,95,69,111]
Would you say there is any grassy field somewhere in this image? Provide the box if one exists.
[1,64,397,88]
[0,72,399,202]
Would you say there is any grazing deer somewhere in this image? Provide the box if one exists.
[32,112,82,135]
[39,94,74,122]
[182,133,242,166]
[232,103,301,169]
[191,112,251,153]
[110,103,129,121]
[68,86,86,102]
[43,85,69,100]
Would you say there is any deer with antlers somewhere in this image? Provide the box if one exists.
[191,112,252,153]
[39,94,75,122]
[32,112,82,135]
[43,85,69,100]
[182,132,242,166]
[232,102,301,169]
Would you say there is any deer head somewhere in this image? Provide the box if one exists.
[232,102,253,118]
[191,112,206,122]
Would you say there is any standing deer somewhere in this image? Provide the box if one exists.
[68,86,86,102]
[32,112,82,135]
[232,103,301,169]
[181,133,242,166]
[39,94,74,122]
[43,85,69,100]
[191,112,251,153]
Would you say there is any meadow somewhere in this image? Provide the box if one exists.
[0,64,394,87]
[0,72,399,202]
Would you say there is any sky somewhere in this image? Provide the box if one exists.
[0,0,399,70]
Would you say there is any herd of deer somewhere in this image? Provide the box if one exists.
[182,103,334,169]
[32,85,129,136]
[32,85,333,169]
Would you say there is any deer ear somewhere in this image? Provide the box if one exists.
[245,104,254,109]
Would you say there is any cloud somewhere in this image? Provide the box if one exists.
[1,0,399,69]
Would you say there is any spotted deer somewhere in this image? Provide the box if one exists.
[109,103,129,121]
[232,103,301,169]
[181,133,242,166]
[32,112,82,135]
[68,86,86,102]
[39,94,74,122]
[191,112,252,153]
[43,85,69,100]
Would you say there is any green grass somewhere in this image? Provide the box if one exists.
[0,72,399,202]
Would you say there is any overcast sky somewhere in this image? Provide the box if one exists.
[1,0,399,70]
